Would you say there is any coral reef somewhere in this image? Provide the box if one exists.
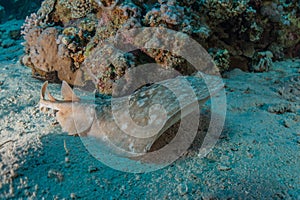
[21,0,300,94]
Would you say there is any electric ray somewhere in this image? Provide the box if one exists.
[39,72,223,157]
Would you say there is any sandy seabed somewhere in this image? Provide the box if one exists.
[0,54,299,199]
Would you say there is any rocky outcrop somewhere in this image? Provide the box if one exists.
[21,0,300,94]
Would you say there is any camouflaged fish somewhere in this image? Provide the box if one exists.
[39,72,223,157]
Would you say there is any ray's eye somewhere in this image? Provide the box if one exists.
[40,106,48,113]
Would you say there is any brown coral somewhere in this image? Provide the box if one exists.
[22,27,84,85]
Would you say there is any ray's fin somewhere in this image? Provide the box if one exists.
[48,92,57,102]
[40,81,48,99]
[61,81,80,102]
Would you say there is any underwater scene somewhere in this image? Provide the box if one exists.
[0,0,299,199]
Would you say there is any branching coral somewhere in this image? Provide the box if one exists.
[208,48,230,73]
[251,51,274,72]
[58,0,93,19]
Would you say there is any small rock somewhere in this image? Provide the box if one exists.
[88,166,98,173]
[218,165,232,171]
[247,152,254,158]
[205,151,219,162]
[231,147,238,151]
[48,170,64,182]
[177,183,188,196]
[283,119,292,128]
[70,193,77,199]
[135,175,140,181]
